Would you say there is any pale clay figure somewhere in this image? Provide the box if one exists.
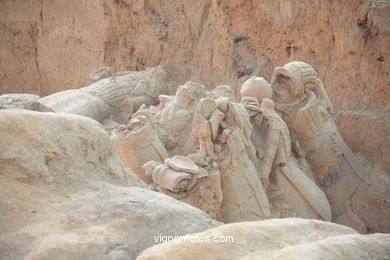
[109,64,369,226]
[259,98,331,221]
[143,156,223,219]
[160,81,206,133]
[89,67,112,82]
[192,97,217,157]
[239,76,331,221]
[240,76,273,103]
[271,61,371,232]
[39,65,176,123]
[111,110,169,183]
[157,82,206,155]
[117,81,273,222]
[258,98,292,183]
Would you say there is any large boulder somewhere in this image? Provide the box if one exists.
[0,110,219,259]
[0,188,220,260]
[0,109,143,194]
[0,93,40,110]
[137,218,390,260]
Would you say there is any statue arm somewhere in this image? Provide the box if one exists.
[192,114,210,137]
[260,122,279,180]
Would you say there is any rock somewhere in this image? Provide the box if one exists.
[0,109,219,259]
[0,109,143,191]
[0,187,220,260]
[137,218,390,260]
[335,110,390,173]
[165,155,200,174]
[0,93,40,110]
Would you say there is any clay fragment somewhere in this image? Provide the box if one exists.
[165,155,200,174]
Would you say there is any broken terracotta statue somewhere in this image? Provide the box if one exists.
[108,61,384,233]
[270,61,373,232]
[38,65,177,124]
[111,71,335,224]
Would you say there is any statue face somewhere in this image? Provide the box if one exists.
[271,74,297,104]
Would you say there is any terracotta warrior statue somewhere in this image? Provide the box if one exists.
[270,61,371,231]
[260,98,331,221]
[39,65,177,123]
[240,76,331,221]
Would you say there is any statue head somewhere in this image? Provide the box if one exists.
[271,61,318,104]
[210,85,234,99]
[195,97,217,119]
[240,76,273,103]
[174,81,206,108]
